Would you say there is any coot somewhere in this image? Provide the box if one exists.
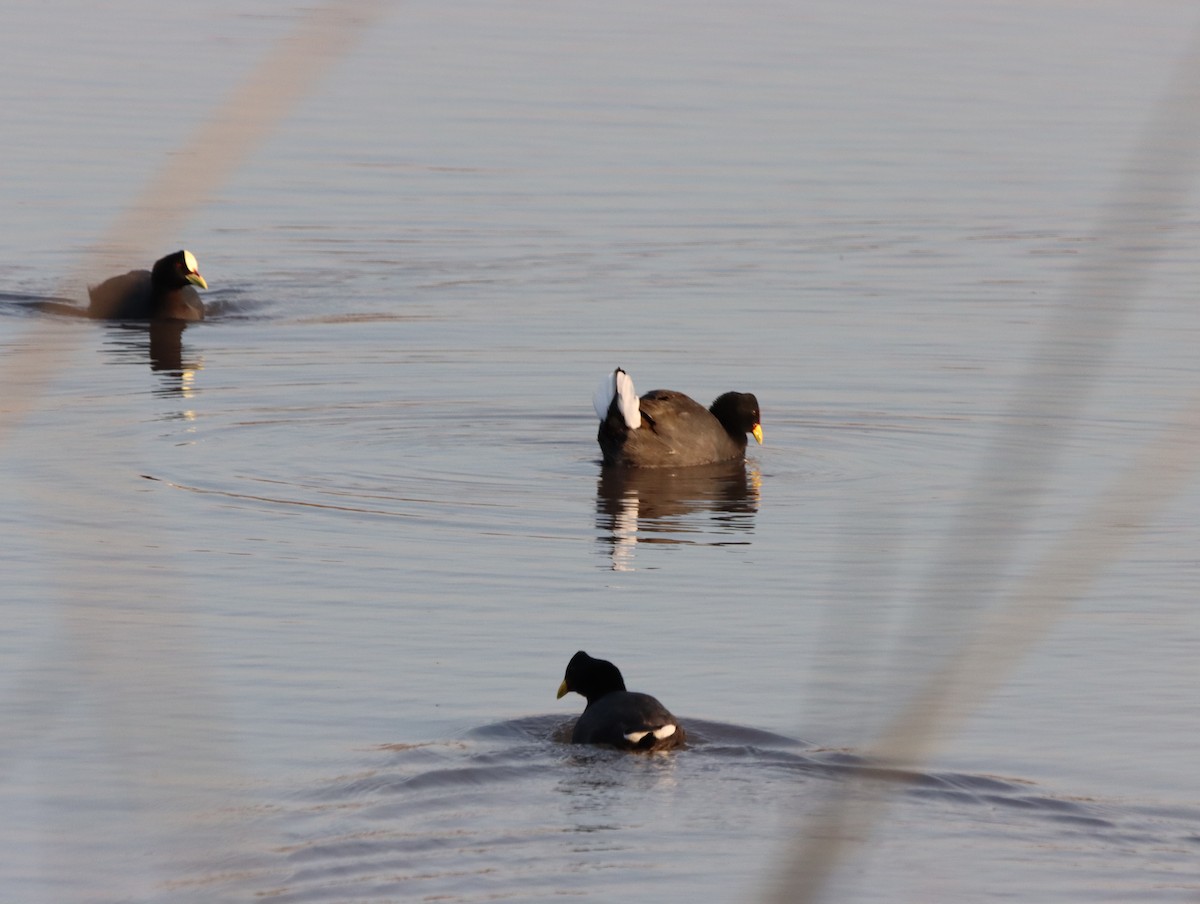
[88,249,207,321]
[557,650,686,752]
[593,367,762,467]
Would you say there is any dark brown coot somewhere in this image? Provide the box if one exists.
[593,367,762,467]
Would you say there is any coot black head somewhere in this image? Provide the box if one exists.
[557,650,686,751]
[593,368,763,468]
[709,391,763,444]
[557,650,627,704]
[151,250,208,293]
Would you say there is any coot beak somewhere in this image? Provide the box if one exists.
[556,679,570,699]
[752,424,763,445]
[185,271,208,290]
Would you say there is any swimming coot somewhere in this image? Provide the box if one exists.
[88,249,208,321]
[557,650,686,752]
[593,367,762,467]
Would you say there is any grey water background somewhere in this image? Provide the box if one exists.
[3,1,1200,901]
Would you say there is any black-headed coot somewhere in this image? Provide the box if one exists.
[88,250,208,321]
[557,650,686,752]
[593,367,762,468]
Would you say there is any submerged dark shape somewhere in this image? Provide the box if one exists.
[556,650,686,752]
[88,249,208,321]
[594,367,762,468]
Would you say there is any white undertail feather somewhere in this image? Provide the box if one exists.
[592,371,616,421]
[593,368,642,429]
[623,723,676,744]
[616,369,641,429]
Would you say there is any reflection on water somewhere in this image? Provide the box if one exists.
[148,321,191,374]
[595,461,760,570]
[99,322,204,397]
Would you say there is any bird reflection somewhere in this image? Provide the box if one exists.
[147,322,204,399]
[98,322,204,397]
[595,461,760,570]
[148,320,191,372]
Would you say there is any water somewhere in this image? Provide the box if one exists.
[3,1,1200,901]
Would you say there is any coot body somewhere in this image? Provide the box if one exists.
[557,650,685,752]
[594,368,762,468]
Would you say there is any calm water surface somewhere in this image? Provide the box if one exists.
[3,1,1200,901]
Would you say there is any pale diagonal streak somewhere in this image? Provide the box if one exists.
[773,22,1200,904]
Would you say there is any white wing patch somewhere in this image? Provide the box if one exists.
[624,723,676,744]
